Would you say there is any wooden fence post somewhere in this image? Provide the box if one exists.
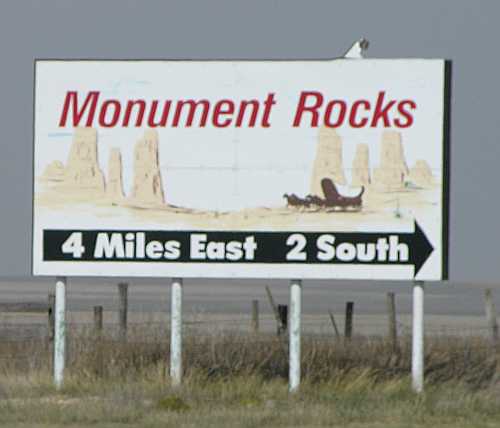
[277,304,288,336]
[251,300,259,333]
[48,291,55,341]
[265,286,283,336]
[94,306,103,333]
[386,292,398,351]
[328,310,341,340]
[344,302,354,341]
[118,283,128,340]
[484,289,498,345]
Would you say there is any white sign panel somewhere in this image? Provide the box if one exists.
[33,59,450,280]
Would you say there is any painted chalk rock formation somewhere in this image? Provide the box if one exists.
[351,143,371,186]
[41,160,65,182]
[130,129,165,205]
[63,127,105,192]
[372,131,409,190]
[310,127,346,195]
[107,148,125,202]
[408,159,433,187]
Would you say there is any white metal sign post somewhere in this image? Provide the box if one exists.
[54,276,66,389]
[170,278,183,386]
[412,281,425,392]
[289,279,302,392]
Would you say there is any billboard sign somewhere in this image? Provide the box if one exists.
[33,59,450,280]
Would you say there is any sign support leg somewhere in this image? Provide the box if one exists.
[289,279,302,392]
[170,278,183,386]
[54,276,66,390]
[412,280,424,393]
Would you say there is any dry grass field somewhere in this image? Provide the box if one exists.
[0,327,500,427]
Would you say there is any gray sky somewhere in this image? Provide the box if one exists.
[0,0,498,282]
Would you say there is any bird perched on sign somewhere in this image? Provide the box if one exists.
[343,38,370,59]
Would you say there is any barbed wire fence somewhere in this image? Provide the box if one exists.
[0,285,499,376]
